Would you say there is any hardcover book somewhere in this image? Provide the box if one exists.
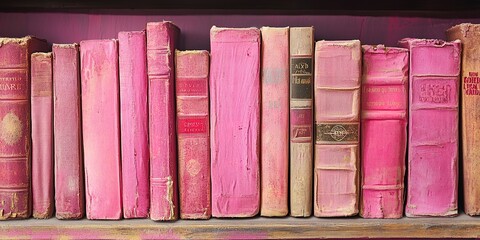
[31,52,53,219]
[210,27,261,217]
[399,38,460,217]
[0,36,48,220]
[314,40,361,217]
[260,27,289,217]
[146,21,180,221]
[360,45,408,219]
[80,39,122,220]
[289,27,314,217]
[175,50,211,219]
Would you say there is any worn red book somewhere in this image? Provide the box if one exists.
[360,45,408,219]
[118,31,149,219]
[175,50,211,219]
[52,43,84,219]
[314,40,361,217]
[146,21,180,221]
[31,52,53,219]
[0,36,48,220]
[80,39,122,219]
[210,27,261,217]
[399,38,460,217]
[260,27,289,217]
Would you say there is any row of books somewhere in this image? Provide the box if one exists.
[0,21,476,221]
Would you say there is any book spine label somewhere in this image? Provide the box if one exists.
[80,39,122,220]
[176,50,211,219]
[146,22,179,221]
[31,52,53,219]
[210,27,261,217]
[400,38,460,217]
[118,31,150,219]
[314,40,361,217]
[360,45,408,219]
[289,27,314,217]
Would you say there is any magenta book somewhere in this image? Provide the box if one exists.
[31,52,54,219]
[146,21,180,221]
[314,40,361,217]
[52,44,84,219]
[399,38,460,217]
[360,45,408,219]
[118,31,149,219]
[210,27,260,217]
[260,27,289,217]
[175,50,211,219]
[80,39,122,220]
[0,37,48,220]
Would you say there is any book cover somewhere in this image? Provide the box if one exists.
[118,31,149,219]
[260,27,289,217]
[210,27,260,217]
[289,27,314,217]
[399,38,460,217]
[80,39,122,220]
[31,52,53,219]
[175,50,211,219]
[360,45,408,219]
[146,21,180,221]
[0,36,48,220]
[314,40,361,217]
[52,43,85,219]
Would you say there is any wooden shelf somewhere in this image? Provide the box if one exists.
[0,214,478,239]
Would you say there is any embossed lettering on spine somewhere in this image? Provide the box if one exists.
[314,40,361,217]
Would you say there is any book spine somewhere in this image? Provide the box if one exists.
[360,45,408,219]
[0,37,47,220]
[260,27,289,217]
[80,39,122,219]
[210,27,261,217]
[289,27,314,217]
[146,22,179,221]
[446,24,480,215]
[399,38,460,217]
[118,31,150,219]
[31,52,53,219]
[175,50,211,219]
[314,40,361,217]
[52,44,84,219]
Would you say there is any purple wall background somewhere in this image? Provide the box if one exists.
[0,13,479,50]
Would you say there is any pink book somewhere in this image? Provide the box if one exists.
[360,45,408,219]
[260,27,289,217]
[175,50,211,219]
[80,39,122,220]
[118,31,149,219]
[399,38,460,217]
[314,40,361,217]
[210,27,261,217]
[52,44,84,219]
[31,52,53,219]
[146,21,179,221]
[0,37,48,220]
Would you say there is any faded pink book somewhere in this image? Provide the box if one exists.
[146,21,179,221]
[80,39,122,220]
[118,31,149,219]
[210,27,261,217]
[360,45,408,219]
[399,38,460,217]
[314,40,361,217]
[0,36,48,220]
[260,27,289,217]
[175,50,211,219]
[52,44,84,220]
[31,52,53,219]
